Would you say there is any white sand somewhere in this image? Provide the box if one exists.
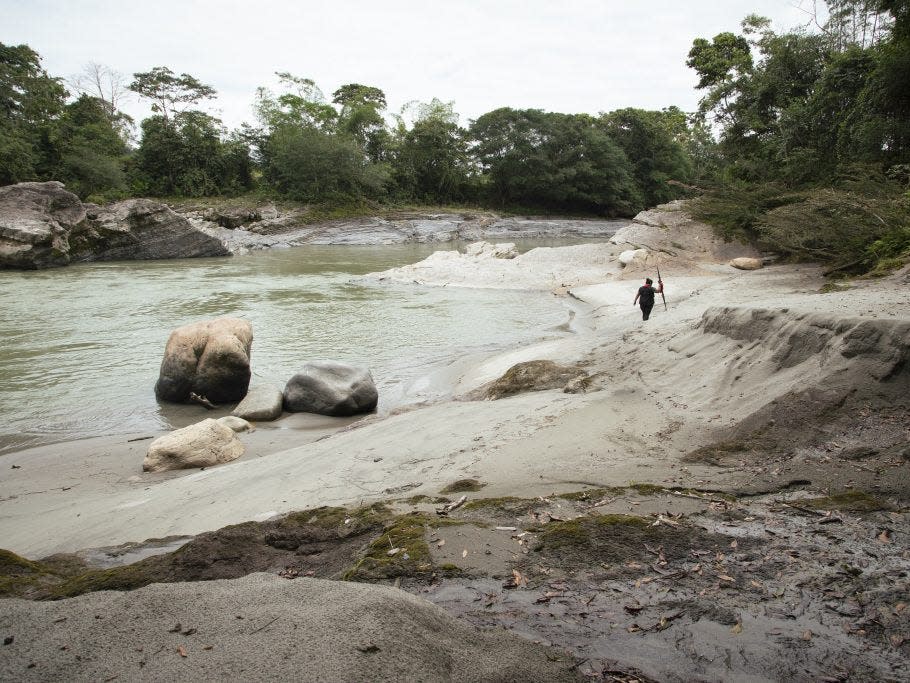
[1,204,907,558]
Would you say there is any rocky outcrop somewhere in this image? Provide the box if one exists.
[143,418,245,472]
[79,199,230,261]
[0,182,88,269]
[471,360,589,400]
[0,182,229,269]
[231,385,284,421]
[283,361,378,416]
[612,200,761,268]
[155,317,253,404]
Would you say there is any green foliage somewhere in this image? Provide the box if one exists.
[469,108,642,215]
[598,107,693,206]
[132,111,253,197]
[262,124,385,201]
[0,42,67,184]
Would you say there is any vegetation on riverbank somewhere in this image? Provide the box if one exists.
[2,1,908,273]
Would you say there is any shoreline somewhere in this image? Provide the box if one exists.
[3,254,906,558]
[2,202,908,681]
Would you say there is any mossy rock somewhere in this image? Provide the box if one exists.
[801,490,894,513]
[473,360,588,400]
[683,440,751,466]
[439,479,486,494]
[343,513,435,581]
[532,512,755,573]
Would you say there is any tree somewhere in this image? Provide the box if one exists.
[599,108,693,206]
[333,83,389,162]
[0,42,67,184]
[390,98,470,202]
[132,111,252,197]
[69,61,134,143]
[54,94,129,198]
[129,66,216,122]
[254,73,337,132]
[470,108,641,215]
[262,124,384,201]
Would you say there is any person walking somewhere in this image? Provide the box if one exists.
[633,277,663,321]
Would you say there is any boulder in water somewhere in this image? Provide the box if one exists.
[232,384,284,421]
[283,361,378,416]
[155,317,253,404]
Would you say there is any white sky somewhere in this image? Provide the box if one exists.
[3,0,816,130]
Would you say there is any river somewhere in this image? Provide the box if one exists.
[0,239,605,455]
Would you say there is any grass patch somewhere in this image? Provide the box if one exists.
[802,490,894,513]
[439,479,486,494]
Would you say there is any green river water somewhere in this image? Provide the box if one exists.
[0,241,593,454]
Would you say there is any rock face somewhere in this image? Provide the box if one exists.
[81,199,231,261]
[0,182,88,269]
[232,385,284,421]
[730,257,763,270]
[143,418,245,472]
[0,182,229,269]
[475,360,589,400]
[155,317,253,404]
[619,248,648,266]
[284,361,378,416]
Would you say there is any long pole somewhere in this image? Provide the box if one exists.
[656,264,667,311]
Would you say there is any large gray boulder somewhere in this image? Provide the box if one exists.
[155,317,253,404]
[0,182,230,269]
[0,182,88,269]
[143,418,245,472]
[232,384,284,421]
[284,361,378,416]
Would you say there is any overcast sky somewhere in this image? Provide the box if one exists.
[4,0,817,130]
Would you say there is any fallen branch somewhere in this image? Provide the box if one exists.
[436,495,467,516]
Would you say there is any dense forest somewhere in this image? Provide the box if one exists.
[1,0,908,273]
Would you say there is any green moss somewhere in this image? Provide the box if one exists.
[439,479,486,494]
[0,549,45,575]
[462,496,527,511]
[819,282,851,293]
[52,562,160,599]
[403,495,450,505]
[802,490,894,512]
[629,483,668,496]
[284,503,390,531]
[343,513,436,581]
[536,514,648,551]
[556,487,624,501]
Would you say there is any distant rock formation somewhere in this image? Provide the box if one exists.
[0,182,229,269]
[284,361,378,416]
[155,317,253,404]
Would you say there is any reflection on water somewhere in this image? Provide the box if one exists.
[0,241,596,454]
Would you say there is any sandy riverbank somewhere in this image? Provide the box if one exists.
[1,202,908,681]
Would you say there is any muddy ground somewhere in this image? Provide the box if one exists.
[2,463,907,682]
